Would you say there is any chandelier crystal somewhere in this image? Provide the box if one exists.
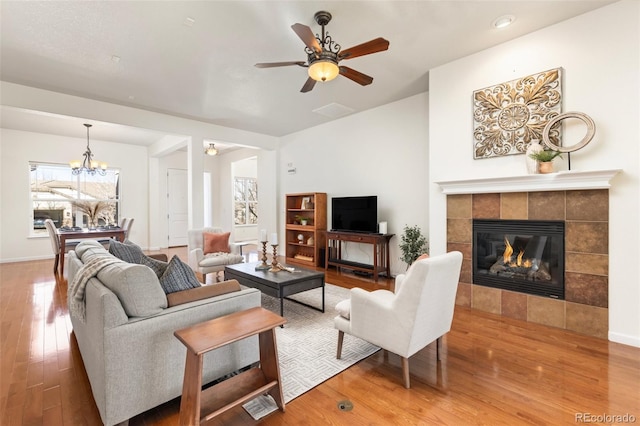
[70,124,107,176]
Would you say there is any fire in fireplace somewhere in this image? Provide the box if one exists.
[473,219,565,299]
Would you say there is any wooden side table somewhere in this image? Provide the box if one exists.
[174,307,287,425]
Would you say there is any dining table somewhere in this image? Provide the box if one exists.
[57,227,126,275]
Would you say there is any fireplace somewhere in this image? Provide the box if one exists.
[473,219,565,299]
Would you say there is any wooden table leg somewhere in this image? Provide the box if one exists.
[179,350,204,426]
[59,237,66,275]
[259,329,285,412]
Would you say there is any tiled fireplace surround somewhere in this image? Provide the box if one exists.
[441,171,619,339]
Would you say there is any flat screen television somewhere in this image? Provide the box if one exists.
[331,196,378,233]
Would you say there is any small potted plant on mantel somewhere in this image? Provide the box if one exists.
[528,149,563,174]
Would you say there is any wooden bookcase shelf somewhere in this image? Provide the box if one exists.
[285,192,327,267]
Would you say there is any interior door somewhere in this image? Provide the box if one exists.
[167,168,188,247]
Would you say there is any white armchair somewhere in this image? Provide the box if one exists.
[334,251,463,388]
[187,227,244,282]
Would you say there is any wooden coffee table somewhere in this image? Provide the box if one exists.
[224,262,325,317]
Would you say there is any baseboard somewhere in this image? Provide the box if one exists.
[0,254,53,264]
[608,331,640,348]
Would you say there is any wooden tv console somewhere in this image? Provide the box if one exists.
[325,231,394,282]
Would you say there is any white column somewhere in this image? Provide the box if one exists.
[188,136,205,230]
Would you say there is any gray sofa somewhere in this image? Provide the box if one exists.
[67,241,261,426]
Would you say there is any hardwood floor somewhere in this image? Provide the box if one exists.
[1,248,639,425]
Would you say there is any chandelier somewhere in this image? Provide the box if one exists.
[70,124,107,175]
[204,143,218,156]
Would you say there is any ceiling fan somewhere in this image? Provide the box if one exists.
[255,11,390,93]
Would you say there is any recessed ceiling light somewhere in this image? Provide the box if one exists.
[111,55,121,63]
[492,15,516,29]
[184,17,195,27]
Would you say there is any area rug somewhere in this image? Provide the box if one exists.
[242,283,379,420]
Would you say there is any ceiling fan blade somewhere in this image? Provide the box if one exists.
[255,61,306,68]
[339,37,390,60]
[300,77,317,93]
[291,23,322,55]
[339,66,374,86]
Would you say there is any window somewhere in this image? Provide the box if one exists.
[234,177,257,225]
[30,162,120,235]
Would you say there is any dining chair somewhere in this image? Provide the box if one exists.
[120,217,134,240]
[44,219,80,274]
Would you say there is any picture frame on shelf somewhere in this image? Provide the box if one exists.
[301,196,311,209]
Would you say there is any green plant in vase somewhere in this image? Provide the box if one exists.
[528,149,562,173]
[399,225,429,268]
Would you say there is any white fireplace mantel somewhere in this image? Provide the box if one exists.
[435,169,622,195]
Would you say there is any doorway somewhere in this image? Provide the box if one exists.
[167,168,188,246]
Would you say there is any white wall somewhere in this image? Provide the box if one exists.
[215,148,276,243]
[278,93,429,274]
[1,82,280,253]
[232,157,259,242]
[428,1,640,346]
[0,128,150,260]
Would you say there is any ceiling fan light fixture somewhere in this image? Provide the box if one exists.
[308,59,339,82]
[205,143,218,156]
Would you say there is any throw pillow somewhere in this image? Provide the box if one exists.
[166,279,241,307]
[140,255,169,278]
[203,232,230,254]
[109,239,144,263]
[159,255,202,294]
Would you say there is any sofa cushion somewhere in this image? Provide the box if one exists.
[200,252,244,267]
[96,262,167,317]
[79,246,114,264]
[203,232,230,254]
[166,279,241,307]
[75,240,106,258]
[159,255,202,294]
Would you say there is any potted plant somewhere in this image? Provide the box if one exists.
[294,215,308,226]
[528,149,563,174]
[399,225,429,268]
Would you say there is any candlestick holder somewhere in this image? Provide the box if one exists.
[269,244,283,272]
[255,241,270,270]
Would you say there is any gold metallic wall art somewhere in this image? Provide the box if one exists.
[473,68,562,159]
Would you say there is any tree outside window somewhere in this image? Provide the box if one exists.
[30,162,120,234]
[234,177,257,225]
